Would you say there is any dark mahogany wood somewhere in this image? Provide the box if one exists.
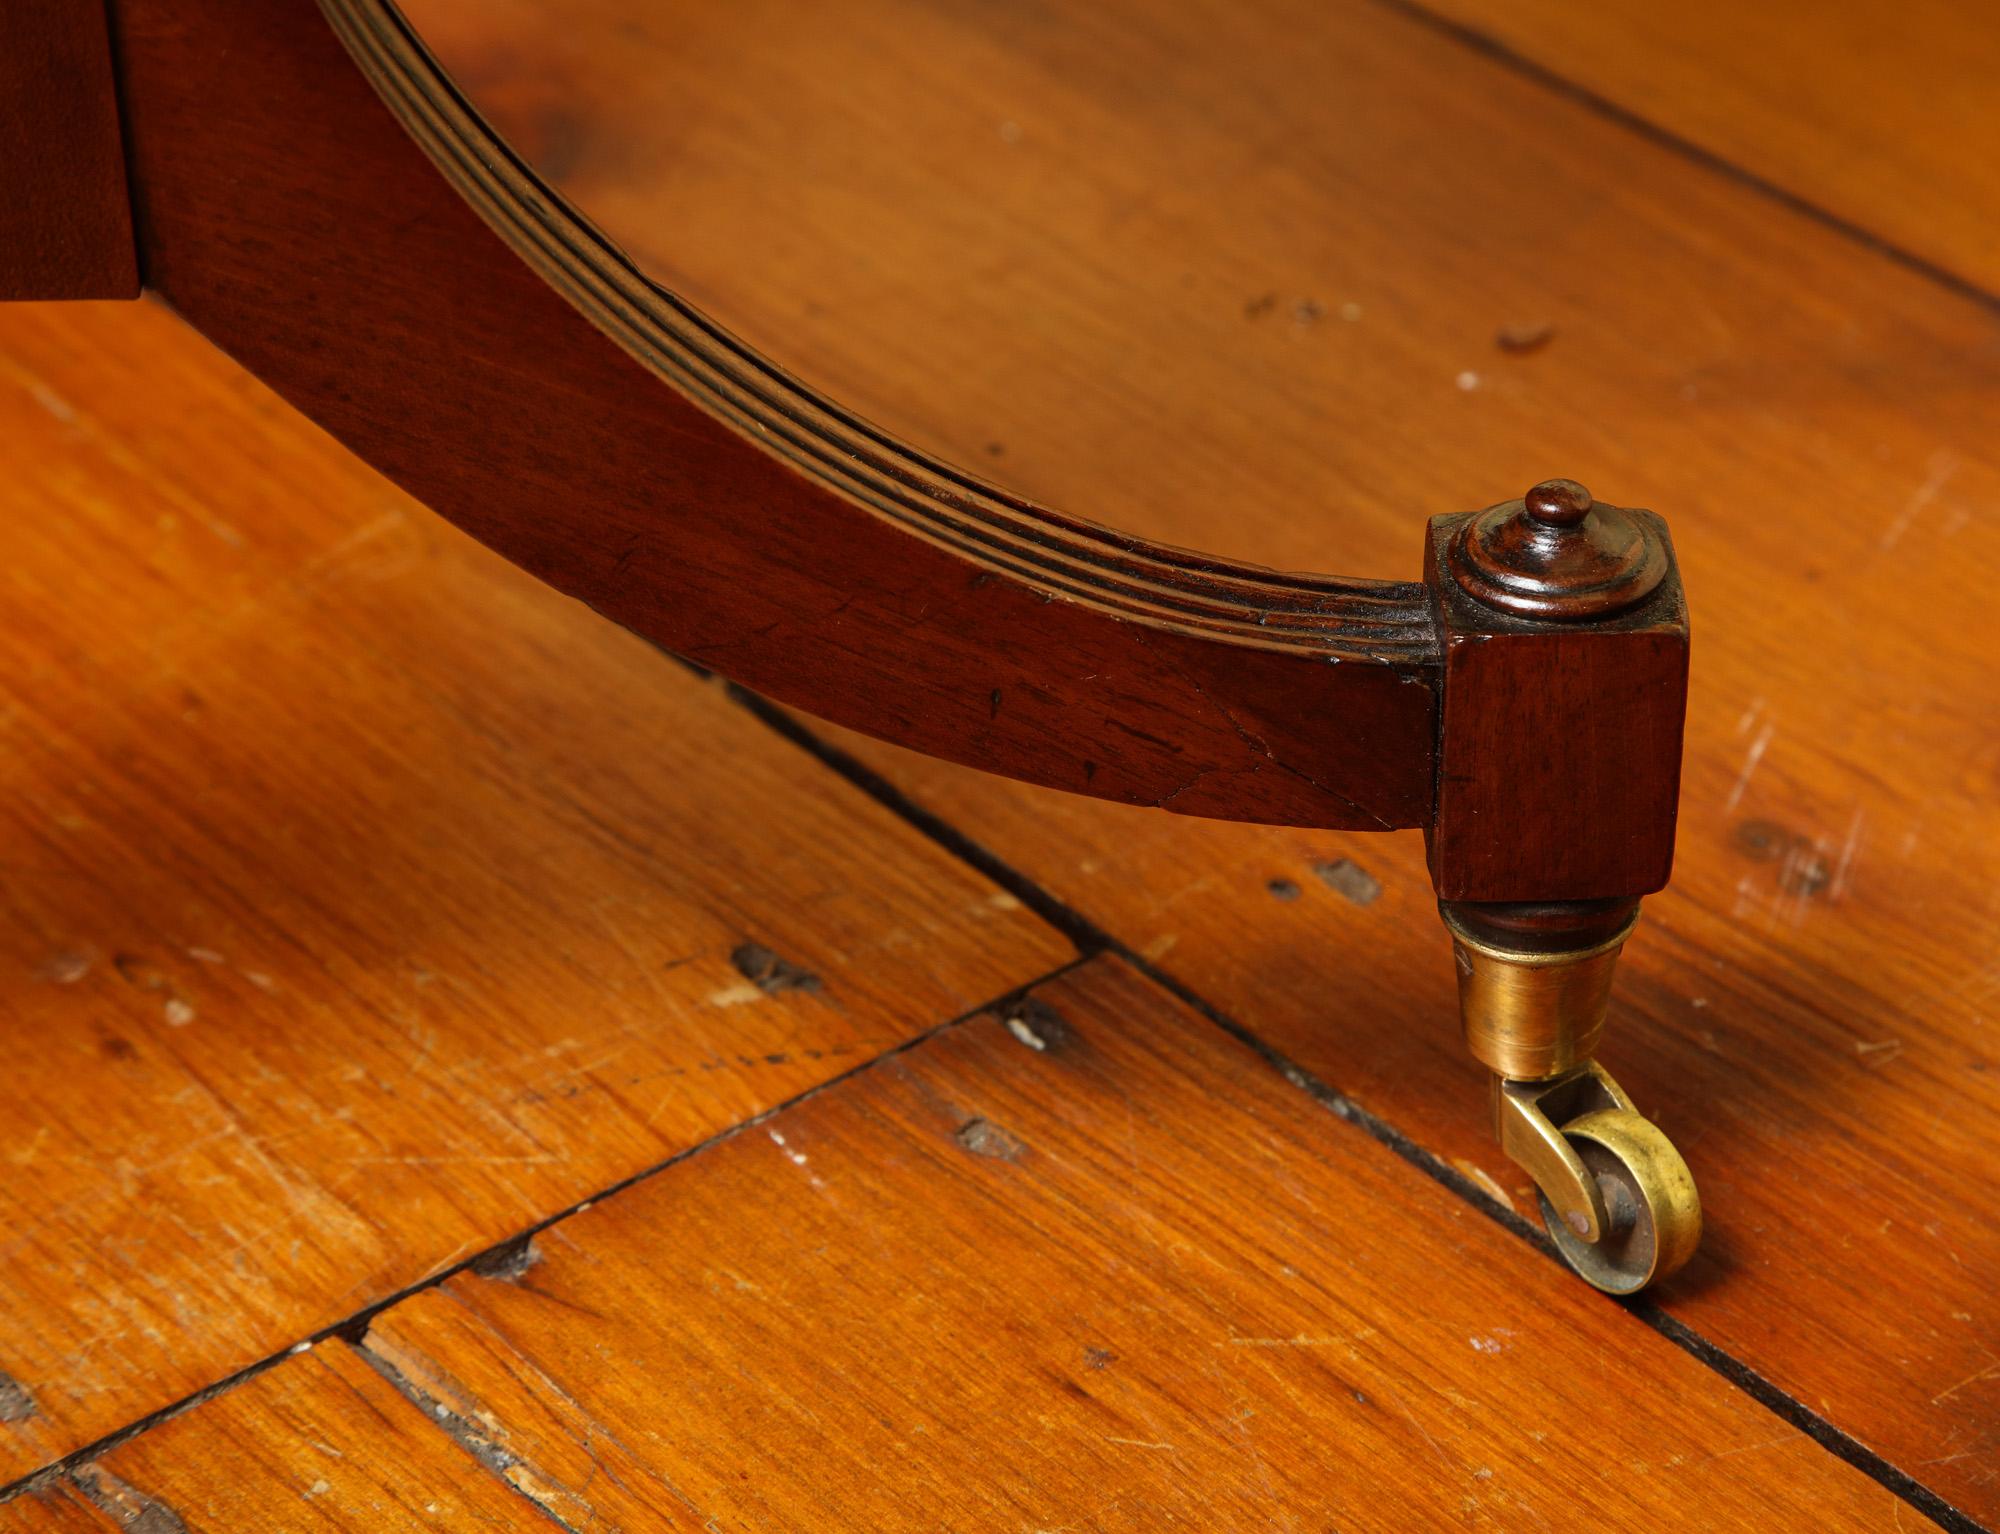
[1424,488,1689,903]
[75,0,1686,902]
[105,0,1437,834]
[0,0,138,299]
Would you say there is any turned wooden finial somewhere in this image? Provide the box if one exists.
[1445,478,1667,620]
[1524,477,1593,528]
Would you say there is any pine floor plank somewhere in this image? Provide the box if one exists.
[4,1345,537,1532]
[0,300,1070,1483]
[339,958,1904,1531]
[1418,0,2000,295]
[0,1485,112,1533]
[3,958,1911,1530]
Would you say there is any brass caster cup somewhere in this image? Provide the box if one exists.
[1444,909,1638,1079]
[1494,1063,1701,1294]
[1443,904,1700,1292]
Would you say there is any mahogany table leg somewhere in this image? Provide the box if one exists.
[1425,481,1696,1291]
[0,0,138,299]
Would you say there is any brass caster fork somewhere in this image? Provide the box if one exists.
[1443,901,1701,1294]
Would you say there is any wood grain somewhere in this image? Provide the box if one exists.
[394,0,2000,1513]
[334,958,1904,1531]
[2,1344,538,1532]
[0,1483,113,1533]
[1417,0,2000,297]
[0,1,137,299]
[98,0,1450,837]
[1423,505,1689,901]
[0,963,1910,1528]
[0,297,1067,1483]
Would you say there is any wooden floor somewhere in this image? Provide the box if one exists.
[4,0,1997,1527]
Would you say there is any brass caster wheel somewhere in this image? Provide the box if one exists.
[1535,1107,1701,1295]
[1492,1062,1700,1295]
[1444,900,1701,1292]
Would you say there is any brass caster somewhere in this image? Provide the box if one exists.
[1442,900,1700,1293]
[1494,1063,1701,1294]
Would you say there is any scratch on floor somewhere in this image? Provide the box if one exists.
[1723,721,1774,813]
[1829,807,1867,900]
[1931,1356,2000,1406]
[1223,1335,1346,1348]
[1855,1038,1905,1069]
[1880,449,1959,550]
[1700,1430,1806,1463]
[28,380,76,424]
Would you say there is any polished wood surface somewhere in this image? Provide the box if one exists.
[101,0,1452,839]
[0,1,136,300]
[394,0,2000,1517]
[5,962,1910,1530]
[1423,0,2000,295]
[359,960,1901,1530]
[1423,500,1688,901]
[1,0,1995,1526]
[0,298,1065,1480]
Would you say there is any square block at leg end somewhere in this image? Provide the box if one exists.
[1422,510,1690,905]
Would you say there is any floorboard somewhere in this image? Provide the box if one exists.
[2,1345,535,1532]
[0,300,1069,1482]
[1414,0,2000,297]
[3,959,1914,1531]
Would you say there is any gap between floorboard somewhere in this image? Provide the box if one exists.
[5,674,1982,1533]
[719,684,1992,1534]
[0,956,1091,1507]
[1367,0,2000,321]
